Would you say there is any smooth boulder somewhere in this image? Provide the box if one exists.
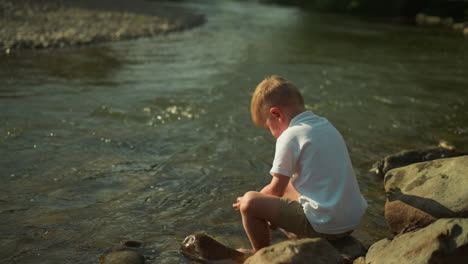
[244,238,345,264]
[365,218,468,264]
[384,156,468,233]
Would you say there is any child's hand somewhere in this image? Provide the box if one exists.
[232,196,243,210]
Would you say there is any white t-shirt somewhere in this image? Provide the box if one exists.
[270,111,367,234]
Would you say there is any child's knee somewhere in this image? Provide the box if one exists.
[240,191,260,214]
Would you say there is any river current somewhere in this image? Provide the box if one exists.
[1,0,467,263]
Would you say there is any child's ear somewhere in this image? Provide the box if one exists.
[269,107,281,119]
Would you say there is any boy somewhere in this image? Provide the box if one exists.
[233,75,367,253]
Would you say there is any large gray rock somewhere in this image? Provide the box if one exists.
[370,146,462,177]
[244,238,345,264]
[384,156,468,233]
[276,228,367,260]
[365,218,468,264]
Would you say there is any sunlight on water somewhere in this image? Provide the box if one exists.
[144,105,205,126]
[89,103,205,127]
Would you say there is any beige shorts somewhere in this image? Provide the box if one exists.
[275,198,352,240]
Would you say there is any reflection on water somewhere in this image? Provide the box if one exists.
[34,47,122,80]
[90,103,204,126]
[1,0,467,263]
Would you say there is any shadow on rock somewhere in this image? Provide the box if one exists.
[384,156,468,234]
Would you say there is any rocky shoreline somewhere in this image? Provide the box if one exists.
[101,142,468,263]
[242,144,468,264]
[0,0,205,55]
[176,142,466,264]
[415,12,468,38]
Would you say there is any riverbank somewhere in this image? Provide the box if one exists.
[415,12,468,38]
[174,146,468,264]
[0,0,205,55]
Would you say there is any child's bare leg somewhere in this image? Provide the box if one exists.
[239,191,281,252]
[241,211,270,251]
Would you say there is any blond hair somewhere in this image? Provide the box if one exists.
[250,75,304,126]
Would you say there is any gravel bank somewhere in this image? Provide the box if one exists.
[0,0,205,54]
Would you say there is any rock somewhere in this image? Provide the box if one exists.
[353,257,365,264]
[370,144,463,177]
[179,232,366,263]
[415,12,426,25]
[328,236,367,261]
[98,239,156,264]
[179,233,247,263]
[244,238,345,264]
[384,156,468,234]
[415,13,442,25]
[365,218,468,264]
[441,17,454,27]
[453,22,465,32]
[99,250,145,264]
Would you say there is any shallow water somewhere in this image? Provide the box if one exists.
[1,0,467,263]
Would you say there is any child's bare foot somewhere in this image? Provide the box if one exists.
[277,228,297,239]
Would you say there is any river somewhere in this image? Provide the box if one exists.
[1,0,467,263]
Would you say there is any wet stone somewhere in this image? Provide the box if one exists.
[180,233,247,263]
[99,250,145,264]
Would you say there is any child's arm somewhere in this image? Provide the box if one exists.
[259,173,289,197]
[232,174,288,211]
